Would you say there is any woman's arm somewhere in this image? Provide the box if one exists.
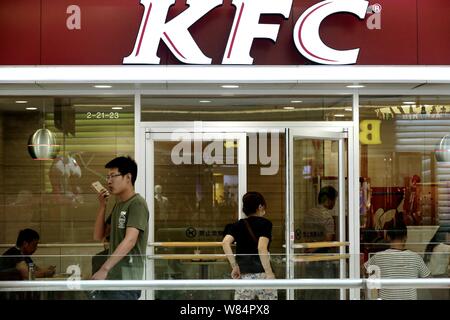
[222,235,240,279]
[258,236,275,279]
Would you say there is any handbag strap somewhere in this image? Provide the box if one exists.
[243,219,258,244]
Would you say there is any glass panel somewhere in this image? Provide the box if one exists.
[153,139,238,234]
[360,96,450,289]
[153,137,239,299]
[292,135,348,300]
[0,96,134,283]
[142,96,352,121]
[247,132,286,299]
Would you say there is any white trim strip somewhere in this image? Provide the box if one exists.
[0,66,449,83]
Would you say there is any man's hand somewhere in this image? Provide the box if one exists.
[97,190,109,207]
[46,265,56,277]
[91,267,108,280]
[265,272,275,279]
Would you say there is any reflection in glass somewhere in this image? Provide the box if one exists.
[359,96,450,300]
[141,96,352,122]
[293,137,347,300]
[0,96,134,245]
[153,140,238,299]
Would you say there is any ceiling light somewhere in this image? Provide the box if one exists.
[283,106,295,110]
[345,108,353,111]
[346,85,365,88]
[403,101,416,105]
[221,85,240,89]
[73,104,132,107]
[93,85,112,88]
[111,107,123,110]
[334,114,346,117]
[26,107,38,110]
[199,100,211,103]
[290,100,303,103]
[16,100,28,104]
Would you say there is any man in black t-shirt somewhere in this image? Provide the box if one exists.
[0,229,55,300]
[0,229,55,281]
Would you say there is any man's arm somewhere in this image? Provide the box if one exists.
[93,191,109,241]
[91,227,139,280]
[34,265,56,278]
[222,234,240,279]
[258,236,275,279]
[15,261,29,280]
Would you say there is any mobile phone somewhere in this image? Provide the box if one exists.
[91,181,110,196]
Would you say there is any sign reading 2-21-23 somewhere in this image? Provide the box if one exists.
[124,0,370,65]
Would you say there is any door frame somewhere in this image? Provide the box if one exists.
[138,121,358,300]
[142,128,248,298]
[287,127,350,300]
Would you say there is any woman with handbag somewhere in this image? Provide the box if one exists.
[222,191,277,300]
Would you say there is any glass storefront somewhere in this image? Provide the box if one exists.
[360,96,450,300]
[0,92,449,300]
[141,96,353,122]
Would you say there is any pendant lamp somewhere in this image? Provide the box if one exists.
[435,134,450,162]
[27,102,60,160]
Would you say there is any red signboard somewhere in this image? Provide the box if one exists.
[0,0,448,65]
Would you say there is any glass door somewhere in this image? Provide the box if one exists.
[288,128,348,300]
[145,131,246,299]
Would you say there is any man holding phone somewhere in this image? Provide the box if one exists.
[91,156,149,300]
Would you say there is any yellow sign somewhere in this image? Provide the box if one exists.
[360,120,381,144]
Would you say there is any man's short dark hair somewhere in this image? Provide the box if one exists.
[386,212,407,240]
[105,156,138,186]
[16,229,39,247]
[318,186,338,204]
[242,191,266,216]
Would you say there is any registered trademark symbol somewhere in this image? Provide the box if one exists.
[371,4,382,14]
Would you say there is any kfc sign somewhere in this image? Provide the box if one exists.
[124,0,369,65]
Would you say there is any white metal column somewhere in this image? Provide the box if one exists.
[338,137,347,300]
[287,128,294,300]
[144,131,155,300]
[349,93,361,300]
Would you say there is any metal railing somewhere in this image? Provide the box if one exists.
[1,278,449,292]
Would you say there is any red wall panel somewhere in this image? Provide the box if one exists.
[418,0,450,64]
[0,0,40,64]
[41,0,142,65]
[0,0,448,65]
[320,0,418,65]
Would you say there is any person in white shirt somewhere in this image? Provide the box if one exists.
[424,235,450,299]
[301,186,338,300]
[303,186,338,242]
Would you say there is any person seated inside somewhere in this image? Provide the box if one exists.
[0,228,56,280]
